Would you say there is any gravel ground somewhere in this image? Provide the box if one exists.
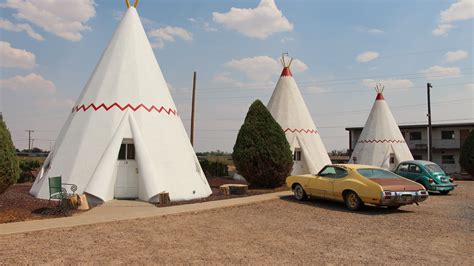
[0,181,472,264]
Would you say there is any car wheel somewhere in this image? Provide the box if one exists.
[387,205,401,210]
[344,191,363,211]
[440,190,450,195]
[293,184,307,201]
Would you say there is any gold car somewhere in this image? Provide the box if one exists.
[286,164,429,210]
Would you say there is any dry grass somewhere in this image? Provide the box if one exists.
[0,182,472,264]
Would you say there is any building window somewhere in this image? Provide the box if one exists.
[413,155,423,160]
[293,149,302,161]
[441,155,455,164]
[441,130,455,140]
[410,132,422,140]
[390,153,395,164]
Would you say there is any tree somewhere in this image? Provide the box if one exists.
[459,130,474,176]
[0,113,20,193]
[233,100,293,188]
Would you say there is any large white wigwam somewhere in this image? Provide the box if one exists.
[267,55,331,175]
[30,2,212,203]
[349,84,413,169]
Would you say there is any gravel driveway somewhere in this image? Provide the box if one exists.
[0,181,472,264]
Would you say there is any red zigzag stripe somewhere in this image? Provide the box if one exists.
[72,103,178,116]
[284,128,318,134]
[358,139,406,144]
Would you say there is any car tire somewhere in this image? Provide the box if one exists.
[344,191,363,211]
[440,190,450,195]
[387,205,401,210]
[293,184,307,201]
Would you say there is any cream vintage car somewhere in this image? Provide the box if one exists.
[286,164,429,210]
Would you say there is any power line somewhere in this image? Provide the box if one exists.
[169,68,474,95]
[172,81,474,100]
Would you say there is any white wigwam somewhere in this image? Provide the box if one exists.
[349,84,413,169]
[30,3,211,203]
[267,54,331,175]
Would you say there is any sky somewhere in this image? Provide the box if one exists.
[0,0,473,153]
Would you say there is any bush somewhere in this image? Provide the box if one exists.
[0,114,20,193]
[460,130,474,176]
[232,100,293,188]
[18,158,42,183]
[200,159,229,177]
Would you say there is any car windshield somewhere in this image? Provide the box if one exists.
[357,168,400,179]
[425,164,445,174]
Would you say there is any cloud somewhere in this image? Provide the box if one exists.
[421,65,462,80]
[432,24,454,36]
[433,0,474,36]
[280,37,295,43]
[354,26,385,35]
[305,85,326,93]
[211,72,244,87]
[212,0,293,39]
[445,50,468,62]
[188,17,217,32]
[148,26,193,49]
[0,41,36,69]
[356,51,379,63]
[440,0,474,23]
[1,0,96,41]
[0,18,44,41]
[464,83,474,91]
[224,56,308,82]
[0,73,56,94]
[367,28,385,35]
[362,79,414,89]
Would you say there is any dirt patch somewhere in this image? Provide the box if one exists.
[156,177,287,207]
[0,178,285,222]
[0,181,472,264]
[0,183,83,224]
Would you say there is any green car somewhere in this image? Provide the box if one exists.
[394,160,457,195]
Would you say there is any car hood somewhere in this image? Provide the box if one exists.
[371,178,423,191]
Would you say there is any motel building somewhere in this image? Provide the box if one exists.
[346,123,474,174]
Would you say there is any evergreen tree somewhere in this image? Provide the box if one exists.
[233,100,293,188]
[460,130,474,176]
[0,113,20,193]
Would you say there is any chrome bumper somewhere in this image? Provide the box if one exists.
[430,183,458,188]
[380,190,429,206]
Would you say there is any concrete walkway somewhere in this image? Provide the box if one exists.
[0,191,292,236]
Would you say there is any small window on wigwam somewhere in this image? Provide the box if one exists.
[118,144,126,160]
[293,149,302,161]
[441,131,455,140]
[390,153,395,164]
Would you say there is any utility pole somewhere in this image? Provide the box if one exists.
[427,83,432,161]
[190,71,197,146]
[25,129,35,152]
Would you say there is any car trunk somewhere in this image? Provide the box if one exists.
[371,178,423,191]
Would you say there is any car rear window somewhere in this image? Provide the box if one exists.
[425,164,445,174]
[357,168,400,179]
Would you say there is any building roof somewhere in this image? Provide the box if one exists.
[346,122,474,131]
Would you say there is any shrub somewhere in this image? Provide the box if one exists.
[232,100,293,188]
[0,114,20,193]
[200,159,229,177]
[460,130,474,176]
[18,158,42,183]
